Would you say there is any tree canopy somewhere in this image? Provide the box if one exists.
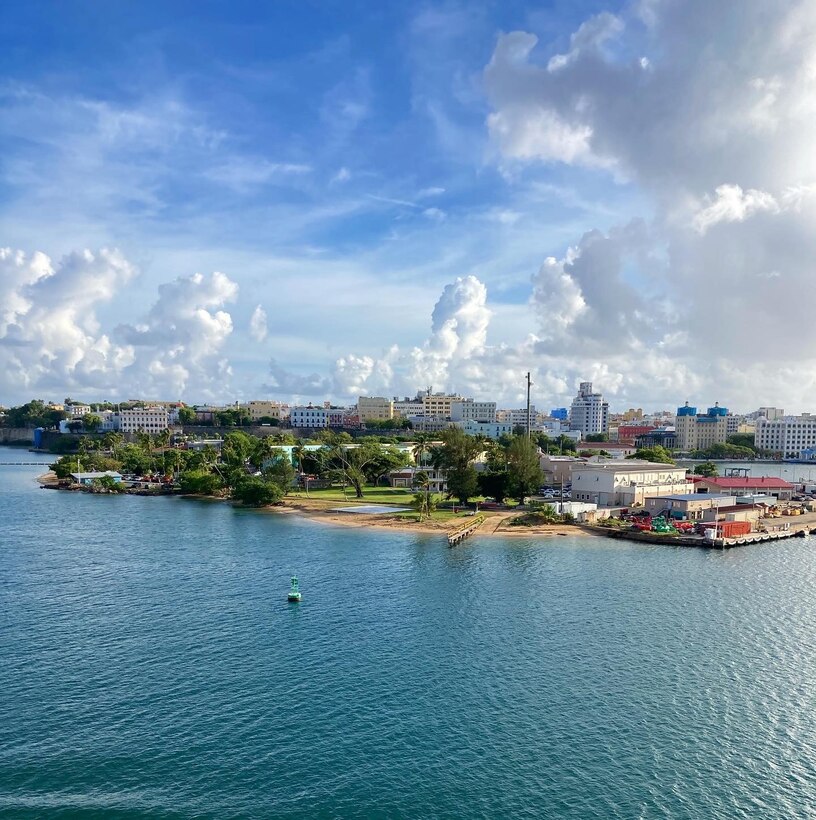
[626,446,675,464]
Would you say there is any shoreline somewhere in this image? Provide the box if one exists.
[271,496,596,539]
[36,472,590,539]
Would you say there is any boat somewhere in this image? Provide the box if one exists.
[287,576,302,602]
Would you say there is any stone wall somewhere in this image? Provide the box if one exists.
[0,427,34,444]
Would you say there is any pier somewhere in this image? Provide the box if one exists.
[598,525,814,549]
[448,515,486,547]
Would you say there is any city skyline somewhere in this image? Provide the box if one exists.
[2,1,816,410]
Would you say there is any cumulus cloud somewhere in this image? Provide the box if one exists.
[115,270,238,396]
[480,0,816,404]
[0,248,242,401]
[0,248,137,396]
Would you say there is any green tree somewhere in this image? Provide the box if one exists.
[693,461,719,477]
[117,444,153,475]
[626,446,675,464]
[506,435,544,503]
[727,433,756,451]
[432,427,482,504]
[232,476,284,506]
[177,406,197,425]
[221,431,255,468]
[92,475,123,492]
[102,431,124,456]
[586,433,608,442]
[477,470,509,503]
[316,436,408,498]
[82,413,102,432]
[411,475,439,520]
[179,469,224,495]
[263,453,297,494]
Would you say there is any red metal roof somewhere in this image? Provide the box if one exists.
[700,476,793,489]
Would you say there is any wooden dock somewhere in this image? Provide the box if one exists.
[448,515,486,547]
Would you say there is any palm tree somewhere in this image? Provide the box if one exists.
[293,442,308,495]
[412,433,432,470]
[103,431,124,458]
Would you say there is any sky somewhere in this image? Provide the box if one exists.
[2,0,816,413]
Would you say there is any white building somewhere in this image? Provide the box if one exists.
[756,414,816,458]
[571,461,692,507]
[67,404,92,417]
[450,399,497,423]
[569,382,609,436]
[497,406,539,429]
[98,410,120,431]
[290,406,330,428]
[455,419,513,439]
[118,407,171,434]
[393,397,425,418]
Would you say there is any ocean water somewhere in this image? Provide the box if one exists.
[3,452,816,818]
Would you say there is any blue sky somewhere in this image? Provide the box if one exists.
[2,1,814,411]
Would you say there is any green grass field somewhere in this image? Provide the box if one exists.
[290,485,417,505]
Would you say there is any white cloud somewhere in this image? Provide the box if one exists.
[692,184,779,234]
[249,305,268,342]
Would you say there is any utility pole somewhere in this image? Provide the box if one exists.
[526,371,533,441]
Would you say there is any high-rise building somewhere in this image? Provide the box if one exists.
[569,382,609,436]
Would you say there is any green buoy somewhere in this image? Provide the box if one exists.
[287,575,302,602]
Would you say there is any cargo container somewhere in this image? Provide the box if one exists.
[715,521,751,538]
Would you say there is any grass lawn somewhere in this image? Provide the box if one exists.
[290,485,417,505]
[392,509,471,523]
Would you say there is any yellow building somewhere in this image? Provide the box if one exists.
[242,401,286,422]
[357,396,394,422]
[422,393,462,419]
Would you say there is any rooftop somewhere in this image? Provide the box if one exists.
[701,476,794,489]
[651,493,735,502]
[574,460,685,472]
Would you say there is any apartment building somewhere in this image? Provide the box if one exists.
[67,404,92,417]
[569,382,609,436]
[422,393,463,419]
[393,397,425,418]
[450,399,497,423]
[357,396,394,422]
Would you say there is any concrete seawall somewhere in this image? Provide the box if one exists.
[0,428,34,444]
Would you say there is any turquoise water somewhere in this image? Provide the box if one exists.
[3,453,816,818]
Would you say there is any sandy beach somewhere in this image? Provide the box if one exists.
[274,496,592,539]
[36,471,590,539]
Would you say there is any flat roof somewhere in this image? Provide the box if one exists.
[574,461,685,471]
[650,494,734,502]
